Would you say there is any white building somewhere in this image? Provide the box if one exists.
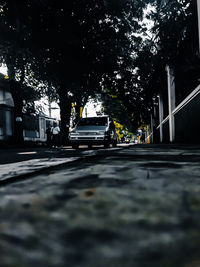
[0,74,14,141]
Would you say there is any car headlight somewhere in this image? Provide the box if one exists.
[98,131,106,135]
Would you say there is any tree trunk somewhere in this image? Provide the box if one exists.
[74,101,81,126]
[58,88,72,145]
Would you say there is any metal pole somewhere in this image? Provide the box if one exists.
[158,94,164,143]
[166,65,176,143]
[150,113,154,144]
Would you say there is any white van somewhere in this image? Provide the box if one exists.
[69,116,118,149]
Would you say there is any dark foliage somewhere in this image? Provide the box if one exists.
[0,0,199,138]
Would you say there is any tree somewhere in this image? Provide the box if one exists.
[0,0,154,144]
[115,0,200,130]
[143,0,200,105]
[0,0,147,136]
[0,2,45,144]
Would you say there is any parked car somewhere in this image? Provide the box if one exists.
[69,116,118,149]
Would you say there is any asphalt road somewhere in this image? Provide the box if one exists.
[0,144,125,182]
[0,144,200,267]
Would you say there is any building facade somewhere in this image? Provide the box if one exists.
[0,74,14,142]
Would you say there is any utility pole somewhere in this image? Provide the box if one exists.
[158,94,164,143]
[166,65,176,143]
[150,113,154,144]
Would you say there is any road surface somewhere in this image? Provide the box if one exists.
[0,144,200,267]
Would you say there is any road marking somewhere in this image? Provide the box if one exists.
[17,151,37,155]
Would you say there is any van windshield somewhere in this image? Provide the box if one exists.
[77,117,108,126]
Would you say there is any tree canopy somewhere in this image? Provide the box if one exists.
[0,0,199,141]
[139,0,200,107]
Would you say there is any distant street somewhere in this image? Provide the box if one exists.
[0,144,200,267]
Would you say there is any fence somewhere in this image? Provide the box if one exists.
[156,84,200,143]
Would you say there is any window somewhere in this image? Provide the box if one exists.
[0,109,4,129]
[77,117,108,126]
[23,114,39,131]
[5,110,12,136]
[0,89,3,103]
